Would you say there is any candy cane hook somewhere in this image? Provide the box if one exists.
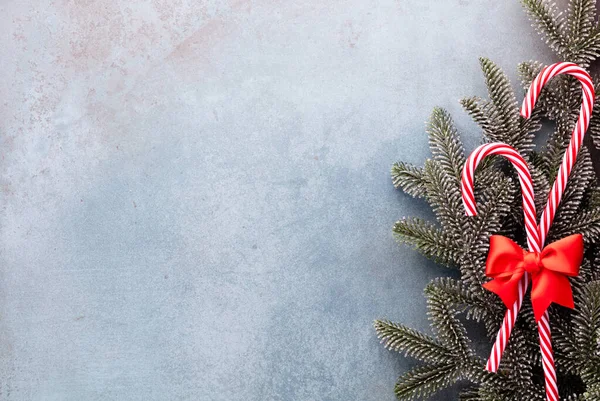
[461,143,541,252]
[521,62,595,246]
[520,61,595,401]
[461,142,541,373]
[467,63,594,401]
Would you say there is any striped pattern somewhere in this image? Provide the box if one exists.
[485,276,528,372]
[519,62,594,401]
[521,62,595,246]
[461,62,594,401]
[539,311,557,401]
[461,143,540,253]
[461,143,539,373]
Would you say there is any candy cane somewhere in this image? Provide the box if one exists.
[461,142,540,372]
[520,62,594,401]
[465,63,594,401]
[521,62,595,245]
[461,143,540,252]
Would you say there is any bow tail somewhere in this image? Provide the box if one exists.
[531,270,574,322]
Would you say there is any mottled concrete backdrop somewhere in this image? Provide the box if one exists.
[0,1,554,400]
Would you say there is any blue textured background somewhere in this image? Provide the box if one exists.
[0,1,555,400]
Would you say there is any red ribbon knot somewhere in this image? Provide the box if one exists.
[522,251,541,275]
[484,234,583,322]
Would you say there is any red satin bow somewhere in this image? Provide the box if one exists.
[484,234,583,322]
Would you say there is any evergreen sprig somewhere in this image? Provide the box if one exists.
[375,1,600,399]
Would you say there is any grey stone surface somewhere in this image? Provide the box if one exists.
[0,1,554,400]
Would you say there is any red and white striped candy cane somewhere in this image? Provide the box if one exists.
[464,63,594,401]
[461,143,540,252]
[460,142,541,372]
[521,62,595,245]
[520,62,594,401]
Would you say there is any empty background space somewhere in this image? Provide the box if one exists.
[0,1,556,400]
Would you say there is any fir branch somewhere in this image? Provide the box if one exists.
[546,148,595,235]
[566,0,596,48]
[428,278,503,338]
[461,176,513,291]
[392,161,427,198]
[393,218,461,267]
[374,320,455,364]
[518,60,543,91]
[531,162,551,218]
[461,59,534,152]
[587,78,600,149]
[423,160,465,242]
[577,258,597,284]
[549,208,600,244]
[571,29,600,67]
[573,281,600,379]
[478,58,523,148]
[585,383,600,400]
[542,111,580,181]
[522,0,568,57]
[460,97,499,142]
[378,2,600,398]
[425,283,472,359]
[552,314,580,376]
[427,107,465,180]
[394,363,461,401]
[458,387,481,401]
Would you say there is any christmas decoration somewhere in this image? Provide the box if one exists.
[374,1,600,400]
[460,143,568,400]
[473,64,594,383]
[460,63,594,401]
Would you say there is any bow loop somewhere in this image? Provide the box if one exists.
[484,234,583,322]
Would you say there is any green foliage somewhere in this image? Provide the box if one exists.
[427,108,466,180]
[522,0,600,67]
[460,58,536,153]
[392,162,426,198]
[375,1,600,399]
[394,364,462,400]
[520,0,600,147]
[376,320,455,363]
[393,218,461,267]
